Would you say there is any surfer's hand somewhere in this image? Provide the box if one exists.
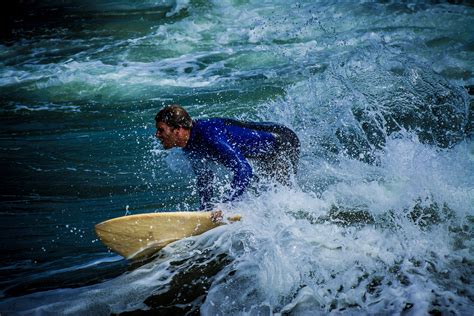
[210,210,223,222]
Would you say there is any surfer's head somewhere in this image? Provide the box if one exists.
[155,105,193,130]
[155,105,192,149]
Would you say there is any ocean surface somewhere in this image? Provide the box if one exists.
[1,0,473,315]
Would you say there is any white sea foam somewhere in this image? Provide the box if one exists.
[9,103,81,112]
[166,0,190,17]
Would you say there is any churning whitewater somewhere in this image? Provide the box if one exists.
[0,1,473,315]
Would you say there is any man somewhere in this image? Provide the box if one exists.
[155,104,300,210]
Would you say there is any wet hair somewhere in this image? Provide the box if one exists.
[155,104,193,129]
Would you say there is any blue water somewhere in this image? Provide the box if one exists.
[1,0,473,315]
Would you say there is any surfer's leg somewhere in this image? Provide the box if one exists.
[274,126,300,175]
[258,127,300,185]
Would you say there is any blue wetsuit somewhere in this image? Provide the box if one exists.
[183,118,300,209]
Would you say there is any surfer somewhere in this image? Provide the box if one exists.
[155,104,300,211]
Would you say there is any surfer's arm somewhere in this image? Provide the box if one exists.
[189,157,214,210]
[209,137,253,202]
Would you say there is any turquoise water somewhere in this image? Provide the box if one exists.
[1,1,473,314]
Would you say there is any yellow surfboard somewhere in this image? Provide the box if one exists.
[95,211,240,260]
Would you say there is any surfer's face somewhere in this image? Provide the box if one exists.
[155,122,179,149]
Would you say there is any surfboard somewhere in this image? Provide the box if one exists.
[95,211,241,260]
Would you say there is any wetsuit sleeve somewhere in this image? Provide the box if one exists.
[207,135,253,202]
[189,157,214,210]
